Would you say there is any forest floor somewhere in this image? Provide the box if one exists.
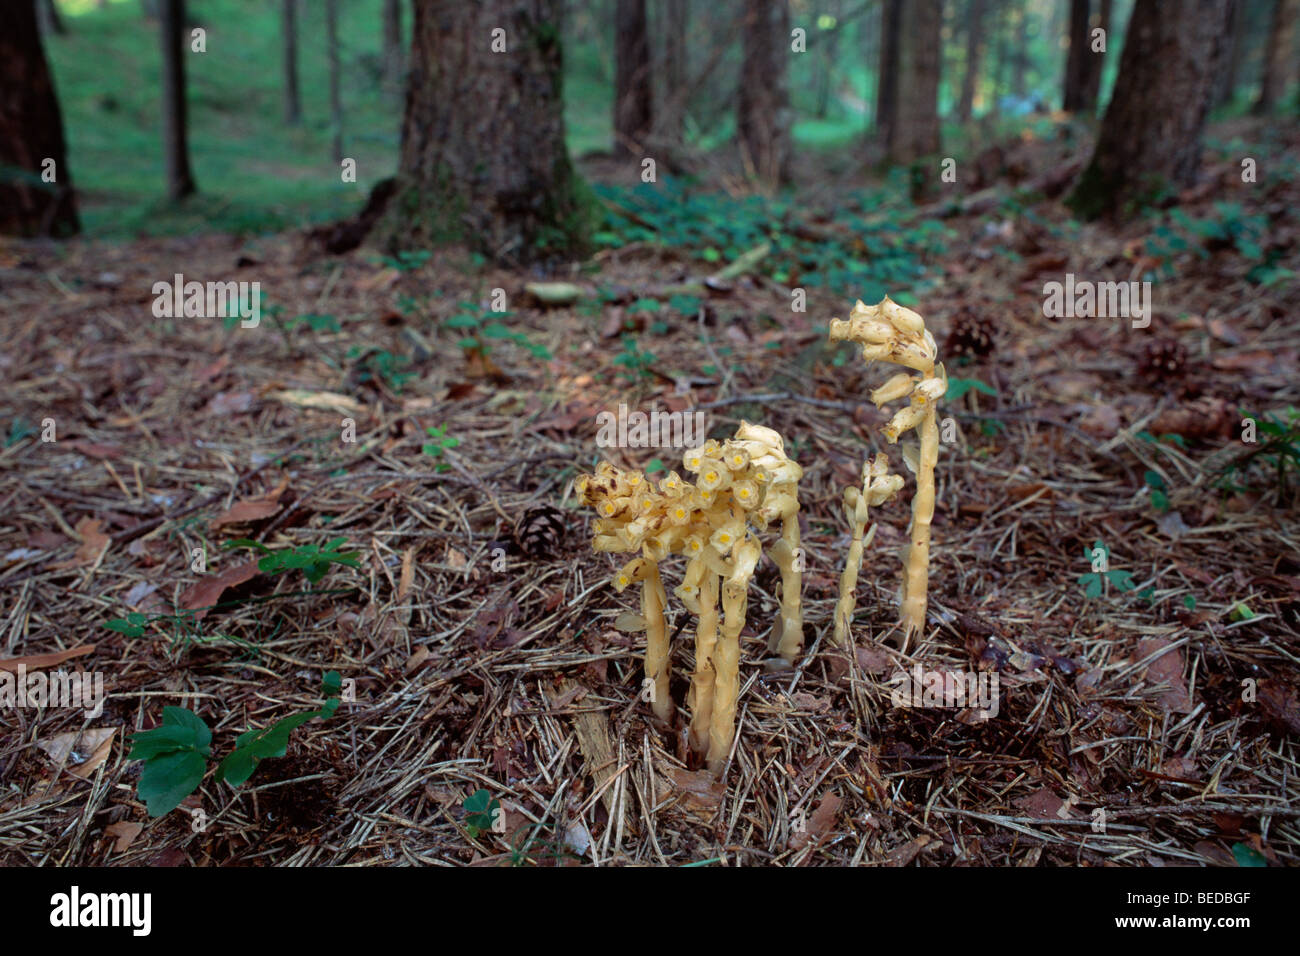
[2,116,1299,867]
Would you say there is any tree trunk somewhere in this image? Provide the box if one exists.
[875,0,902,141]
[383,0,404,92]
[813,2,841,119]
[1082,0,1110,109]
[887,0,941,163]
[1254,0,1296,113]
[1068,0,1236,220]
[658,0,688,147]
[282,0,301,125]
[957,0,986,123]
[737,0,791,184]
[37,0,65,35]
[0,0,78,236]
[1215,0,1246,107]
[372,0,592,265]
[160,0,196,200]
[326,0,344,163]
[613,0,652,158]
[1063,0,1091,111]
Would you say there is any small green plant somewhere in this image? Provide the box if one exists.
[445,301,551,359]
[224,537,361,583]
[945,377,998,402]
[613,333,656,382]
[5,419,34,447]
[127,672,342,816]
[347,346,414,393]
[285,312,341,334]
[1077,540,1136,599]
[1223,408,1300,501]
[379,249,433,272]
[103,608,257,657]
[462,789,501,838]
[421,424,459,471]
[1144,470,1171,513]
[1230,602,1256,622]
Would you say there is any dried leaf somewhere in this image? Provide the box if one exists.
[1137,637,1193,713]
[49,517,110,570]
[789,792,842,851]
[267,389,365,415]
[36,727,116,778]
[105,821,144,853]
[0,645,96,673]
[209,480,287,530]
[176,561,260,619]
[1014,788,1069,820]
[1257,678,1300,736]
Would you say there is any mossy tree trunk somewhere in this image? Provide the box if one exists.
[1068,0,1235,221]
[373,0,592,266]
[0,0,79,236]
[737,0,791,185]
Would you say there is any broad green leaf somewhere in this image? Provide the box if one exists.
[138,749,208,817]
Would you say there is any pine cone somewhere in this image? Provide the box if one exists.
[944,308,996,359]
[514,504,567,558]
[1137,339,1188,382]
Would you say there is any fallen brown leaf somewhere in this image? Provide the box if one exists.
[1137,637,1193,713]
[49,517,110,570]
[0,644,96,673]
[210,479,288,530]
[105,821,144,853]
[177,561,260,618]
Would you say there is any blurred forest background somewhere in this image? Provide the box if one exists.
[6,0,1297,239]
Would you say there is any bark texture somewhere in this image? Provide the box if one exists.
[886,0,940,163]
[0,0,79,236]
[1069,0,1236,220]
[374,0,593,265]
[1255,0,1296,113]
[737,0,791,184]
[613,0,652,157]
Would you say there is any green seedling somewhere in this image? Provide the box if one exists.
[462,789,501,838]
[945,377,997,402]
[1077,540,1136,599]
[421,424,459,472]
[224,537,362,583]
[1144,470,1170,513]
[127,672,342,816]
